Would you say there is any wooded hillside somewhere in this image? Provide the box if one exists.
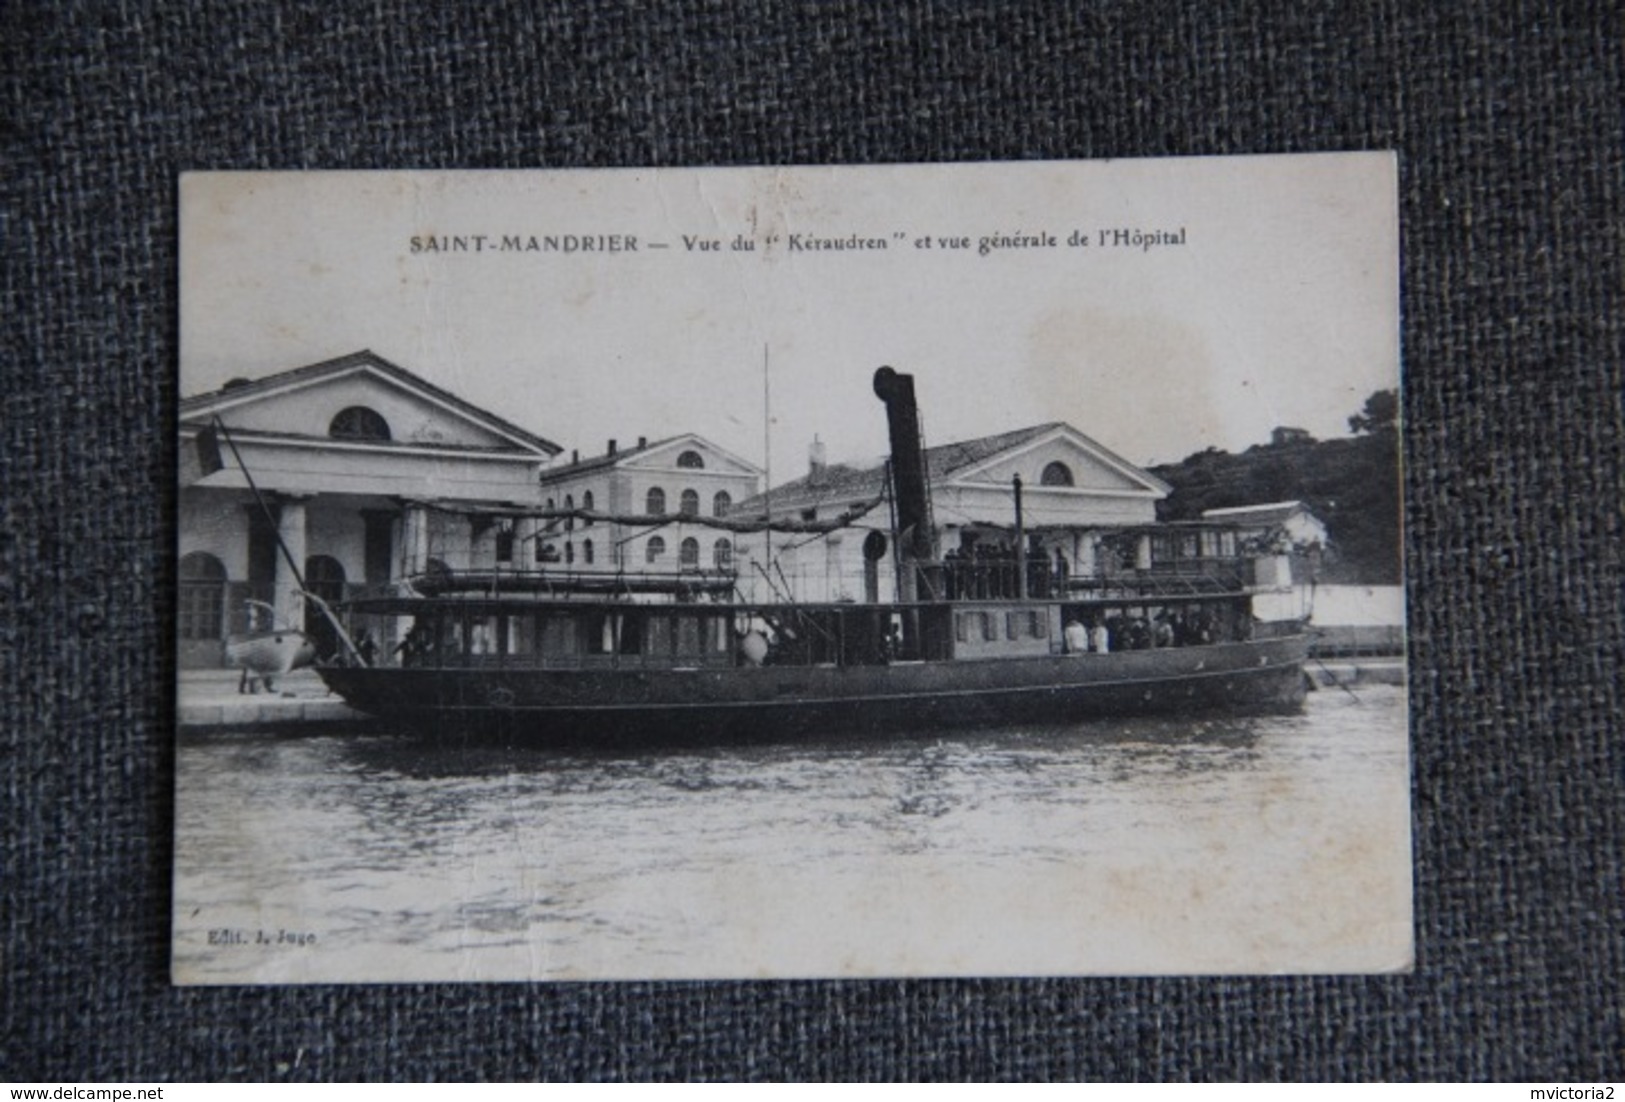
[1150,392,1402,584]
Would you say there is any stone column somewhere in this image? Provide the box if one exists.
[1074,533,1096,578]
[273,494,310,626]
[401,501,430,578]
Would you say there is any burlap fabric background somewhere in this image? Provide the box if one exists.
[4,1,1620,1081]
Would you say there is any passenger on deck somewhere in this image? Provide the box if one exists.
[739,629,769,667]
[1154,614,1176,648]
[881,622,904,663]
[1063,617,1089,655]
[1091,620,1111,654]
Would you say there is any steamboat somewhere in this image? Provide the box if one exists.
[305,367,1309,744]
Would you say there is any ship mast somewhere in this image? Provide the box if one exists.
[762,343,771,591]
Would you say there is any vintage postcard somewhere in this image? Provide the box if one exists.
[173,155,1409,983]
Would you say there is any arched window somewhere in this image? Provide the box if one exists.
[713,538,733,569]
[582,539,594,565]
[680,537,700,569]
[564,494,575,530]
[1040,461,1075,487]
[565,542,574,564]
[581,490,594,526]
[679,488,700,517]
[303,555,347,646]
[646,487,666,515]
[645,535,666,564]
[178,552,227,640]
[712,490,731,518]
[304,555,346,602]
[676,450,704,469]
[328,406,391,441]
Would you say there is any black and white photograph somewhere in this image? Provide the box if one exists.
[172,156,1409,983]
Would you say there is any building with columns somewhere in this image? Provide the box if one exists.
[177,350,560,668]
[735,422,1178,603]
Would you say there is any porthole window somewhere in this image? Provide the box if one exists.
[328,406,391,441]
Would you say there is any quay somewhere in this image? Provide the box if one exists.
[177,668,374,733]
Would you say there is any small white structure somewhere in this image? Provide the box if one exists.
[1201,500,1329,550]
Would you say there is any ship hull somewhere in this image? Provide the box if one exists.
[315,635,1309,746]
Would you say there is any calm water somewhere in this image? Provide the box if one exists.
[172,686,1412,982]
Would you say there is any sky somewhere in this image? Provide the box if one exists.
[180,156,1399,476]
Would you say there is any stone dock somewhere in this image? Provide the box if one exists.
[177,668,374,733]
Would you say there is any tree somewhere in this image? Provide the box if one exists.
[1349,389,1399,435]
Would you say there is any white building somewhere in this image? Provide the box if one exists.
[532,433,763,586]
[737,422,1176,603]
[178,350,560,667]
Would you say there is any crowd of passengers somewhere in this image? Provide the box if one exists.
[1061,606,1248,654]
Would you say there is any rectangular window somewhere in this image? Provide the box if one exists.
[540,615,577,656]
[956,613,970,643]
[507,614,538,659]
[617,614,643,655]
[178,584,223,640]
[676,615,702,656]
[646,616,674,657]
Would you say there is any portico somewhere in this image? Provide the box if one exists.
[178,351,560,667]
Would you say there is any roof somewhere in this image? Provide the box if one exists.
[736,422,1162,516]
[536,432,765,486]
[1201,500,1322,525]
[179,349,562,456]
[534,435,685,483]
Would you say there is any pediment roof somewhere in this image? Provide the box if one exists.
[537,432,763,484]
[179,350,560,456]
[737,422,1168,515]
